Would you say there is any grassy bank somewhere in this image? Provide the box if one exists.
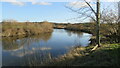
[64,23,119,43]
[47,43,120,66]
[65,23,118,36]
[53,22,119,43]
[65,23,95,35]
[1,21,53,37]
[54,23,118,36]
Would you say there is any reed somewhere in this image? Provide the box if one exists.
[2,21,53,37]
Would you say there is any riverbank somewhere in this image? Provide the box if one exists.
[54,23,119,43]
[65,23,95,35]
[1,22,119,66]
[47,43,120,66]
[1,22,53,37]
[2,29,93,66]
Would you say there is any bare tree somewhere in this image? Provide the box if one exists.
[96,0,100,47]
[66,0,101,47]
[118,1,120,42]
[100,2,119,43]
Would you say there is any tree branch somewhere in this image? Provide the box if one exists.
[84,0,97,16]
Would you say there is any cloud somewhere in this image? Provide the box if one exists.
[10,2,25,6]
[1,0,52,6]
[11,47,52,57]
[27,0,120,2]
[28,0,52,5]
[1,0,15,2]
[67,0,119,8]
[68,1,89,8]
[1,0,25,6]
[75,0,119,2]
[32,2,52,5]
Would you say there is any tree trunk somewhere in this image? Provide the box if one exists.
[118,1,120,43]
[96,0,101,47]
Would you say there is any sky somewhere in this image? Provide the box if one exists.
[0,0,119,23]
[2,2,79,23]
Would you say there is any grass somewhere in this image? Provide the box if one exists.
[47,43,120,66]
[64,23,119,43]
[2,22,119,66]
[2,22,53,37]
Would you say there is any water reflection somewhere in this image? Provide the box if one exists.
[2,29,92,66]
[2,33,52,51]
[0,37,2,67]
[66,30,92,46]
[2,33,52,66]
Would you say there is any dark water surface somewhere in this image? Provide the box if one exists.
[2,29,92,66]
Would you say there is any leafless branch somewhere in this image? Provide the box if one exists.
[84,0,96,16]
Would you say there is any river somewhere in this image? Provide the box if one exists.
[2,29,92,66]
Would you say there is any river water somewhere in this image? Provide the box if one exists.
[2,29,92,66]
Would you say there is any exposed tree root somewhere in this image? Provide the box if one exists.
[91,44,99,52]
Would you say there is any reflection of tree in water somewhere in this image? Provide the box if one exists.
[2,33,53,66]
[66,30,83,37]
[66,30,92,46]
[30,32,52,42]
[2,37,25,51]
[2,32,52,51]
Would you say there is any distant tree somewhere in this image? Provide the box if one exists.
[43,21,49,23]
